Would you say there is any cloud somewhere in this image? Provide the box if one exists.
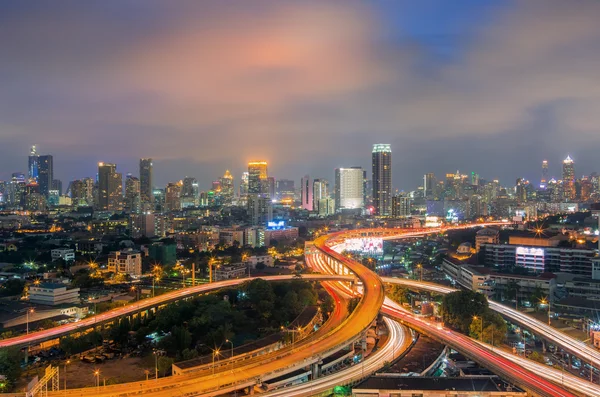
[0,1,600,188]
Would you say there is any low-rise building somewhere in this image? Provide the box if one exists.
[108,249,142,277]
[29,283,80,305]
[214,263,247,281]
[51,248,75,262]
[476,228,499,251]
[245,255,274,268]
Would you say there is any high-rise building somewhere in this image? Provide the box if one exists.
[313,179,328,212]
[239,172,249,198]
[301,175,313,211]
[181,177,199,208]
[220,170,234,205]
[28,145,39,182]
[139,158,153,204]
[97,163,122,211]
[37,154,53,198]
[125,174,141,213]
[563,155,575,201]
[423,173,435,198]
[335,167,364,212]
[392,194,411,217]
[266,176,275,200]
[52,179,62,196]
[372,144,392,216]
[276,179,295,200]
[247,194,273,226]
[248,161,268,195]
[165,181,183,212]
[541,160,549,188]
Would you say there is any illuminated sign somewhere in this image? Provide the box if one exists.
[516,247,544,256]
[425,216,441,228]
[267,221,286,230]
[345,238,383,254]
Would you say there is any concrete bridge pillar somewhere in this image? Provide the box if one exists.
[311,362,320,379]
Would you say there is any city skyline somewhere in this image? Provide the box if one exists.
[1,2,600,188]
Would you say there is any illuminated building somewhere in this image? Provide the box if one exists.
[266,176,275,200]
[247,194,272,225]
[139,158,153,204]
[301,175,313,211]
[220,170,234,205]
[108,249,142,277]
[181,177,199,207]
[541,160,549,187]
[165,181,182,212]
[239,172,249,197]
[69,177,94,207]
[318,198,335,217]
[248,161,268,195]
[391,194,411,217]
[28,145,39,182]
[276,179,295,200]
[563,155,575,201]
[37,154,53,198]
[125,174,141,213]
[97,162,123,211]
[423,173,435,198]
[313,179,328,212]
[334,167,364,212]
[372,144,392,215]
[515,178,528,203]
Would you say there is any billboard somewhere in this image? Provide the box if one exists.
[345,238,383,254]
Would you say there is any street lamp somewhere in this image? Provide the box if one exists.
[416,264,423,282]
[213,349,220,375]
[226,339,234,371]
[63,359,70,392]
[152,277,160,298]
[26,308,34,335]
[540,297,551,326]
[473,315,483,342]
[94,370,100,391]
[153,350,158,380]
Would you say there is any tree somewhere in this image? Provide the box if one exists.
[347,297,360,313]
[0,347,21,391]
[0,279,25,297]
[440,290,488,334]
[529,351,546,364]
[387,284,410,305]
[157,356,175,377]
[505,281,521,305]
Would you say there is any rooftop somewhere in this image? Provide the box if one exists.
[354,376,523,392]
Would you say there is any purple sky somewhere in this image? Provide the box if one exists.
[1,1,599,190]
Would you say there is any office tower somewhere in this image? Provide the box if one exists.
[541,160,549,188]
[313,179,328,212]
[301,175,313,211]
[97,162,123,211]
[165,181,182,212]
[423,173,435,198]
[515,178,528,203]
[139,158,153,204]
[392,194,411,217]
[318,198,335,217]
[372,144,392,216]
[276,179,295,200]
[220,170,234,205]
[125,174,141,213]
[334,167,364,211]
[266,176,275,200]
[248,161,268,194]
[37,155,53,198]
[239,172,249,197]
[247,194,273,226]
[563,155,575,201]
[180,177,199,208]
[129,212,157,238]
[28,145,39,182]
[470,172,479,186]
[52,179,62,196]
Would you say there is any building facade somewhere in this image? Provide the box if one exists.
[372,144,392,216]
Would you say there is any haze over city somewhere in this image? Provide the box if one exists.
[1,1,600,189]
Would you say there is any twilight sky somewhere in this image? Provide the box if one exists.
[1,1,600,191]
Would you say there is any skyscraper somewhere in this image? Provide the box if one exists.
[125,174,141,213]
[181,177,199,207]
[239,172,249,197]
[313,179,328,212]
[97,162,122,211]
[165,181,182,212]
[372,144,392,216]
[541,160,549,188]
[28,145,39,182]
[301,175,313,211]
[423,173,435,198]
[37,155,53,198]
[248,161,268,195]
[220,170,234,205]
[563,155,575,201]
[139,158,153,204]
[392,194,411,217]
[335,167,364,212]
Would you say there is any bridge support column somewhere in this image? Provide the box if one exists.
[312,362,320,379]
[247,385,255,395]
[542,340,546,353]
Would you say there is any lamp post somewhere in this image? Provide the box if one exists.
[417,264,423,282]
[226,339,234,371]
[94,370,100,392]
[153,350,158,380]
[63,359,70,392]
[26,308,34,335]
[213,349,220,375]
[540,298,551,326]
[152,277,160,298]
[473,315,483,342]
